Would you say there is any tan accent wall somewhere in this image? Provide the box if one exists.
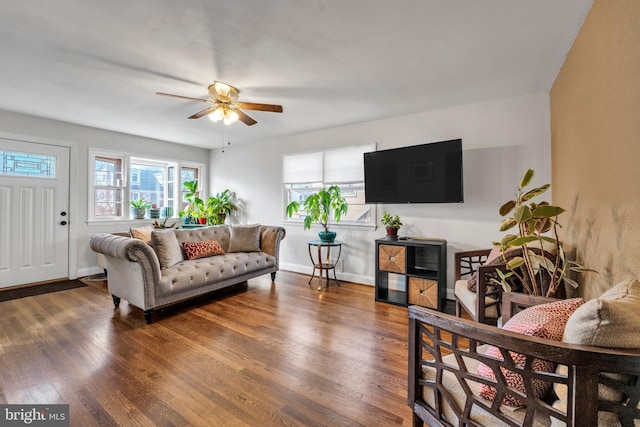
[551,0,640,300]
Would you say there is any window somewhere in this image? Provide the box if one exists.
[1,150,56,178]
[180,167,199,210]
[283,144,375,226]
[89,150,204,221]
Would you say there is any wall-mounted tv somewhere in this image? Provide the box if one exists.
[364,139,463,204]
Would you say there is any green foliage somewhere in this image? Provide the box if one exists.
[494,168,595,297]
[178,180,203,220]
[381,213,403,229]
[285,185,349,232]
[130,198,151,209]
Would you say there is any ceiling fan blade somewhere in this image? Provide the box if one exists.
[156,92,212,103]
[235,102,283,113]
[236,110,257,126]
[188,107,216,119]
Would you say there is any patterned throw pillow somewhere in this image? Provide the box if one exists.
[182,240,225,260]
[476,298,585,407]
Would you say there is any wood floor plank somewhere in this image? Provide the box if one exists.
[0,271,415,426]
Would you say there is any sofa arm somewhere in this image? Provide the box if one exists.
[408,305,640,427]
[259,225,286,268]
[90,233,162,308]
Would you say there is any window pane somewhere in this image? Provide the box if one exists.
[1,151,56,178]
[130,163,165,208]
[181,167,199,209]
[95,157,123,186]
[95,188,123,217]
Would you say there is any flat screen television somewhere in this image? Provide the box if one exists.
[364,139,463,204]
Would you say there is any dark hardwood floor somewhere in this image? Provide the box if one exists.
[0,271,415,426]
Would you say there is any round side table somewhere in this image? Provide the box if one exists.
[307,240,342,290]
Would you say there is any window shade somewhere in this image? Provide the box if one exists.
[282,151,323,183]
[324,143,376,184]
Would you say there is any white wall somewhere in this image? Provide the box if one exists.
[210,93,552,298]
[0,109,209,278]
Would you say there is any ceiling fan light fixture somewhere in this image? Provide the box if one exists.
[223,109,239,125]
[209,106,225,122]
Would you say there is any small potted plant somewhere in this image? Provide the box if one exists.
[381,213,403,239]
[130,198,151,219]
[286,185,348,243]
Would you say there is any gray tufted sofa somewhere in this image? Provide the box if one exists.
[90,225,286,324]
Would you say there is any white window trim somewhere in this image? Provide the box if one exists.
[88,148,205,224]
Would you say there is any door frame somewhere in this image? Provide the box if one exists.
[0,131,78,280]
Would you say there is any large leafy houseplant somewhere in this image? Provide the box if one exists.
[286,185,348,242]
[205,189,237,225]
[493,169,592,297]
[178,180,203,224]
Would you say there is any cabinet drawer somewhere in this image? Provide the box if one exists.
[408,277,438,308]
[378,245,406,273]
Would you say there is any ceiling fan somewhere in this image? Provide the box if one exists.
[156,81,283,126]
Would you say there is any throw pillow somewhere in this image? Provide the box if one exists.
[228,225,261,253]
[182,240,225,260]
[476,297,585,407]
[151,230,183,269]
[555,278,640,405]
[130,225,154,243]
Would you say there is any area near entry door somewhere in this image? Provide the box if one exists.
[0,139,70,288]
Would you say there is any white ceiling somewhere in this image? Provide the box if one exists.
[0,1,593,149]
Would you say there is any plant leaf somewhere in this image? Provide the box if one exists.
[563,277,580,289]
[499,218,517,232]
[532,205,566,218]
[520,169,534,188]
[499,200,516,216]
[500,234,519,246]
[506,257,525,270]
[507,236,539,246]
[514,205,532,223]
[522,184,550,201]
[569,266,599,274]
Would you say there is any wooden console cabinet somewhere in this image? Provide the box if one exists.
[375,238,447,311]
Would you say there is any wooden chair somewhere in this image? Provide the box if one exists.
[408,292,640,426]
[454,249,504,325]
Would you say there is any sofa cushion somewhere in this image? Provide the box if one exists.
[130,225,154,243]
[182,240,225,260]
[563,278,640,348]
[454,280,500,319]
[157,252,276,296]
[151,229,183,269]
[228,224,261,253]
[477,298,585,407]
[554,278,640,408]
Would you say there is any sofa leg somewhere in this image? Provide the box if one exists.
[270,272,276,281]
[144,309,154,325]
[112,295,121,307]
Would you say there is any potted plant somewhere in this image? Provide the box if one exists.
[130,198,151,219]
[493,169,594,297]
[205,189,237,225]
[381,213,403,239]
[286,185,348,243]
[178,180,203,224]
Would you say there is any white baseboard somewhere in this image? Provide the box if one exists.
[280,262,374,287]
[76,266,104,278]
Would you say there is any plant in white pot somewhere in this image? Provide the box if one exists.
[130,198,151,219]
[286,185,348,243]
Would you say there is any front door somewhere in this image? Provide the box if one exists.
[0,139,70,288]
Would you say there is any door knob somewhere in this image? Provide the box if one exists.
[60,221,68,226]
